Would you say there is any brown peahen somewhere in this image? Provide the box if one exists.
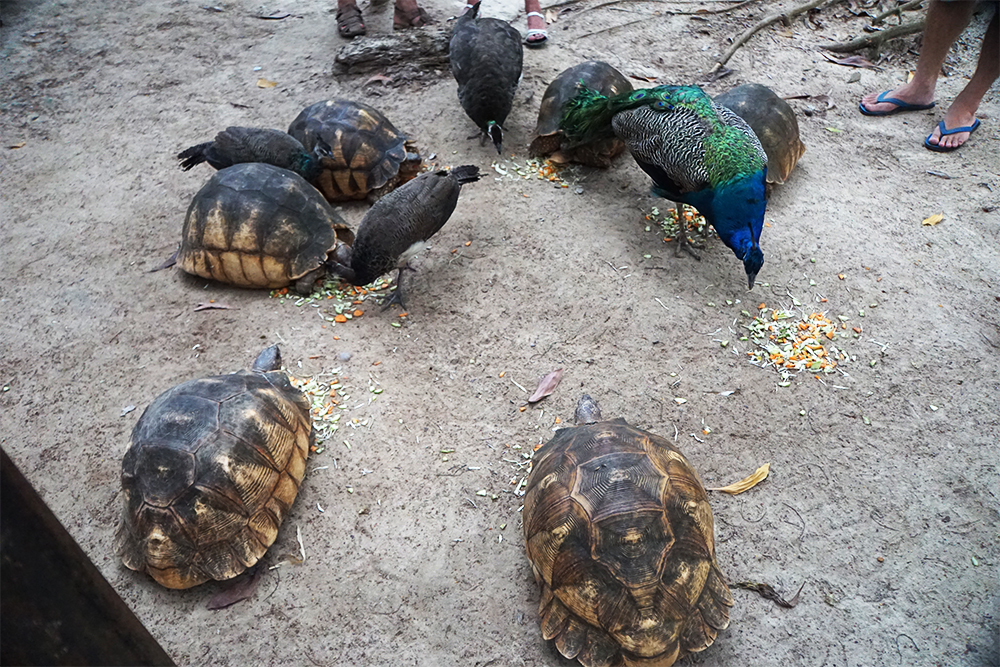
[177,127,326,182]
[344,165,481,308]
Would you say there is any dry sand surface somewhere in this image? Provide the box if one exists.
[2,0,998,664]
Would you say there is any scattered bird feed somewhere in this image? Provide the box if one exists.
[643,206,715,243]
[270,276,394,327]
[491,158,578,188]
[287,370,350,452]
[743,305,858,386]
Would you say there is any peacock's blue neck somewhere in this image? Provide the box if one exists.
[691,169,766,261]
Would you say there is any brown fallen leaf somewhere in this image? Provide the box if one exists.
[206,563,266,610]
[256,77,277,88]
[708,462,770,494]
[544,8,558,23]
[10,142,26,149]
[194,302,232,311]
[527,368,563,403]
[922,213,944,226]
[733,580,805,609]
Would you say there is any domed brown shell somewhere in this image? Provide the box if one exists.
[523,414,733,667]
[714,83,805,185]
[288,99,422,201]
[177,163,351,289]
[114,347,311,589]
[530,61,633,168]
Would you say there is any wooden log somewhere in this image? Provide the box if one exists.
[334,29,451,74]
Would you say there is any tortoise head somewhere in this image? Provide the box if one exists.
[397,140,423,184]
[574,394,603,424]
[253,345,282,372]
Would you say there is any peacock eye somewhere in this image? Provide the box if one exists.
[634,92,645,99]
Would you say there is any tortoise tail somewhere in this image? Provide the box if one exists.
[177,142,212,171]
[450,164,481,185]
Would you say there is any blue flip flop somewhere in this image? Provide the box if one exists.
[924,118,981,152]
[859,90,936,116]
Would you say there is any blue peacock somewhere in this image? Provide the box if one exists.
[561,84,769,289]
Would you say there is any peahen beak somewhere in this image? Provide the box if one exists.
[488,122,503,154]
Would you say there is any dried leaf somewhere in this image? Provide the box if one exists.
[149,249,178,272]
[194,302,232,311]
[206,564,266,610]
[708,462,770,494]
[527,368,563,403]
[544,8,558,23]
[120,405,136,417]
[9,142,26,149]
[821,52,877,69]
[812,94,836,110]
[733,580,804,608]
[906,70,915,83]
[256,77,277,88]
[921,213,944,226]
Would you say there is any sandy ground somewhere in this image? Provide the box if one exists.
[2,0,999,665]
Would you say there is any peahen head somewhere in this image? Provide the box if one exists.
[487,121,503,154]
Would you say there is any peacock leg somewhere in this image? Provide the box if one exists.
[672,203,702,261]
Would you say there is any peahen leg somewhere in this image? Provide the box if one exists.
[672,203,702,260]
[381,265,416,310]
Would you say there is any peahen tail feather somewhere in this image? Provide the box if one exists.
[450,164,481,185]
[177,142,212,171]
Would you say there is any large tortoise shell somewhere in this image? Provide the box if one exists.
[288,99,421,201]
[114,361,311,589]
[177,163,349,289]
[523,417,732,667]
[714,83,805,186]
[530,61,632,168]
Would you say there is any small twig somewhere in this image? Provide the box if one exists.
[570,0,756,17]
[708,0,839,73]
[578,16,648,37]
[871,0,923,25]
[781,502,806,541]
[546,0,747,8]
[822,19,924,52]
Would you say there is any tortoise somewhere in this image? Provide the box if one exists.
[530,61,633,168]
[287,99,422,202]
[522,394,733,667]
[714,83,805,186]
[176,162,354,294]
[114,345,311,589]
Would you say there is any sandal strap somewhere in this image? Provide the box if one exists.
[526,11,545,18]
